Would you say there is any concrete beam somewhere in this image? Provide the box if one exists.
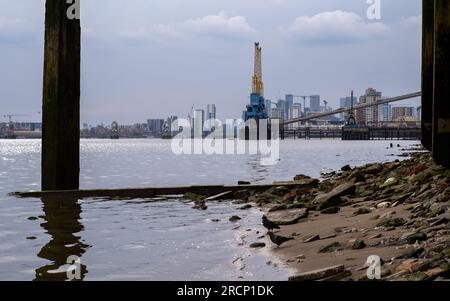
[421,0,434,150]
[432,0,450,168]
[41,1,81,190]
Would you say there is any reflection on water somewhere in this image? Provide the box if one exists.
[246,155,269,183]
[35,196,89,281]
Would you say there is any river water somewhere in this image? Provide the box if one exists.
[0,139,417,280]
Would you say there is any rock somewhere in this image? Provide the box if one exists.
[265,208,309,225]
[380,177,399,188]
[267,204,287,212]
[266,186,291,196]
[303,234,320,243]
[411,164,427,176]
[398,247,425,259]
[233,189,251,200]
[238,181,251,185]
[184,192,204,201]
[376,201,392,209]
[321,234,337,240]
[288,265,345,281]
[352,239,366,250]
[376,217,405,228]
[402,232,428,244]
[318,242,342,253]
[248,192,280,204]
[314,183,356,210]
[407,272,428,281]
[430,216,449,227]
[341,165,351,172]
[249,242,266,248]
[296,254,306,260]
[349,170,366,183]
[229,215,241,222]
[426,206,446,218]
[379,211,396,219]
[353,208,371,216]
[321,207,340,214]
[192,202,207,210]
[238,204,252,210]
[368,233,382,239]
[365,163,383,174]
[293,174,311,181]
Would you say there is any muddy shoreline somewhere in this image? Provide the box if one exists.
[186,149,450,281]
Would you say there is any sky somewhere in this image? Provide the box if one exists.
[0,0,422,124]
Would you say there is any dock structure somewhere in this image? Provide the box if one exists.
[421,0,434,151]
[41,0,81,190]
[431,1,450,168]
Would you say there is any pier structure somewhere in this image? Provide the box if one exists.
[41,0,80,190]
[429,0,450,168]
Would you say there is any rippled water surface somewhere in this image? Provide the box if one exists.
[0,139,417,280]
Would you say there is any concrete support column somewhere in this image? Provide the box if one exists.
[421,0,434,150]
[432,1,450,168]
[42,0,81,190]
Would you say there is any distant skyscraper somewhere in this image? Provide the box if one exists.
[288,103,302,129]
[205,104,217,131]
[271,108,284,120]
[206,104,216,120]
[358,88,382,126]
[192,109,205,138]
[309,95,321,112]
[147,119,165,137]
[392,106,415,120]
[285,94,294,119]
[378,103,392,125]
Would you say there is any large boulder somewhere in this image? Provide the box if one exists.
[313,183,356,210]
[265,208,309,225]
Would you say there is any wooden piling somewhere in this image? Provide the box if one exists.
[421,0,434,151]
[41,0,81,190]
[432,1,450,168]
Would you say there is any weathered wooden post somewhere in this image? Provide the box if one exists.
[42,0,81,190]
[421,0,434,151]
[432,1,450,168]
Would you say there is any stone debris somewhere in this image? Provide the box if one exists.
[288,264,346,281]
[265,208,309,225]
[199,152,449,281]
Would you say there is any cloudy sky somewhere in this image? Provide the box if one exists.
[0,0,421,124]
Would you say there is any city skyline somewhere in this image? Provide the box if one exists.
[1,0,421,124]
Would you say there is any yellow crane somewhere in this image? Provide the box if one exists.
[252,42,264,97]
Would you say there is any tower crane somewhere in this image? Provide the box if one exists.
[3,114,29,130]
[3,114,28,123]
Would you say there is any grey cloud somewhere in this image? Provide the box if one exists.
[280,11,392,45]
